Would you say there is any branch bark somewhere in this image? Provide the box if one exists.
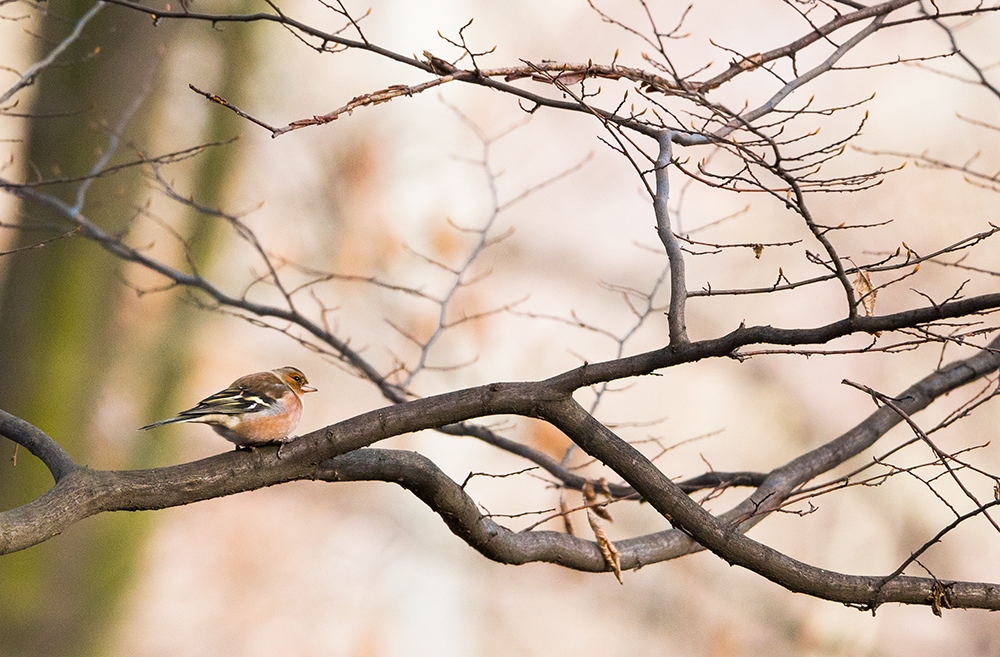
[3,334,999,612]
[653,131,688,345]
[540,397,1000,610]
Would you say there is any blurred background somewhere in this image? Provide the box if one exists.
[1,1,999,655]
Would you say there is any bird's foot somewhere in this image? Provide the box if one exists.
[276,437,298,460]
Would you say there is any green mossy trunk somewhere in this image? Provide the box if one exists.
[0,1,254,654]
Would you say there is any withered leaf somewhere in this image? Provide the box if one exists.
[853,269,877,316]
[559,495,575,536]
[588,510,622,584]
[584,479,613,521]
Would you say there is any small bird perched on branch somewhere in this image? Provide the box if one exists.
[140,366,317,449]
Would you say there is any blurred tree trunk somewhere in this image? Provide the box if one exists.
[0,3,173,655]
[0,1,256,654]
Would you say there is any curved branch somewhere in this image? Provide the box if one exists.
[316,449,608,569]
[0,410,76,482]
[539,396,1000,611]
[0,411,748,566]
[3,333,998,573]
[317,450,766,566]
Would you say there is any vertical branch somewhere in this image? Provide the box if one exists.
[654,131,688,344]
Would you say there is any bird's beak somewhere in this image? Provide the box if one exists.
[301,384,318,393]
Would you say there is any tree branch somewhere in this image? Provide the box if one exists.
[653,131,688,344]
[0,1,105,106]
[0,410,76,482]
[540,396,1000,611]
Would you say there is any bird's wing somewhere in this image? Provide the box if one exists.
[178,385,278,418]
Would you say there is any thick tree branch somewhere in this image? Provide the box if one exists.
[3,334,998,594]
[540,397,1000,610]
[315,449,609,569]
[0,411,76,482]
[0,413,749,566]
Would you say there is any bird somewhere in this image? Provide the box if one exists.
[139,366,317,449]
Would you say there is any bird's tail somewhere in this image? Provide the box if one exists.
[138,416,189,431]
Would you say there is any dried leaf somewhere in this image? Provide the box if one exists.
[588,510,622,584]
[930,580,951,617]
[559,495,575,536]
[853,269,877,316]
[584,479,613,521]
[555,71,586,86]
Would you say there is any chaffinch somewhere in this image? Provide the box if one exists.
[140,366,317,448]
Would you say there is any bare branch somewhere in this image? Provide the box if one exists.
[654,131,688,344]
[0,410,76,482]
[0,1,104,106]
